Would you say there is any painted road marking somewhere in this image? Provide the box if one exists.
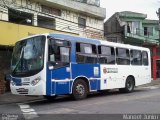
[18,103,39,120]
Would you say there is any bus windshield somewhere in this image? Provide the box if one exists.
[11,36,46,77]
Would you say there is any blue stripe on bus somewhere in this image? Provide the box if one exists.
[46,33,101,96]
[71,63,101,91]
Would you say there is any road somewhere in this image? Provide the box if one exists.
[1,86,160,120]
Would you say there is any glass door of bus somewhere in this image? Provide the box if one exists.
[47,38,71,95]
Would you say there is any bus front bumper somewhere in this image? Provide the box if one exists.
[10,83,45,95]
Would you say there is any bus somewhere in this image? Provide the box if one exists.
[9,33,151,100]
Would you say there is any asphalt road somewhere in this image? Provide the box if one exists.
[1,86,160,120]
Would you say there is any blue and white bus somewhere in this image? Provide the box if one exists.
[10,33,151,100]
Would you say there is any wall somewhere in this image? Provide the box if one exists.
[0,0,104,40]
[0,49,12,94]
[104,15,124,43]
[0,20,77,45]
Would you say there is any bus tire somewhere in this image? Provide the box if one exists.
[72,79,88,100]
[119,77,135,93]
[44,95,57,101]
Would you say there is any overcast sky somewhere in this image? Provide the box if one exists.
[100,0,160,20]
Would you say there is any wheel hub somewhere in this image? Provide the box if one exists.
[127,81,133,91]
[76,84,85,96]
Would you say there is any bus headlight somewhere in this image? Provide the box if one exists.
[11,80,16,86]
[31,77,41,86]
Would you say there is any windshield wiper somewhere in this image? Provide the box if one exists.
[12,47,24,74]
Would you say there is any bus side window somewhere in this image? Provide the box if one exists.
[49,40,60,62]
[142,51,149,66]
[76,42,97,64]
[116,48,130,65]
[98,46,115,64]
[48,39,71,68]
[130,50,142,65]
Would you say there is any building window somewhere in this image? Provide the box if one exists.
[116,48,130,65]
[130,50,142,65]
[132,21,140,35]
[157,48,160,56]
[127,22,132,33]
[76,42,97,63]
[41,5,61,16]
[37,16,55,29]
[78,17,86,28]
[144,27,153,36]
[107,37,117,43]
[8,9,33,25]
[82,0,87,3]
[98,46,115,64]
[95,0,100,6]
[126,21,140,35]
[127,23,131,33]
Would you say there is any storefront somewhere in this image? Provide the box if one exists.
[152,46,160,80]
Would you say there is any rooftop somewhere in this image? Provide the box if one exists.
[117,11,147,19]
[142,19,159,24]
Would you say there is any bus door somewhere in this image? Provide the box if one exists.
[47,39,71,95]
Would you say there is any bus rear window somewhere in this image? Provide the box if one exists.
[130,50,142,65]
[142,51,149,66]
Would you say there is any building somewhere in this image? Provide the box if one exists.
[104,11,160,80]
[0,0,106,94]
[157,8,160,45]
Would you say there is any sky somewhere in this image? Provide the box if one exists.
[100,0,160,20]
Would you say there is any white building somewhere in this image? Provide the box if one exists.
[0,0,106,39]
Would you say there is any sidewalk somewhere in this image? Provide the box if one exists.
[0,79,160,105]
[0,92,44,105]
[140,79,160,87]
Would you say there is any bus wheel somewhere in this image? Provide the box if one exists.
[44,95,57,101]
[72,79,88,100]
[119,77,135,93]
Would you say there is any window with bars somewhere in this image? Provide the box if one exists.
[8,8,33,25]
[78,17,86,28]
[37,16,55,29]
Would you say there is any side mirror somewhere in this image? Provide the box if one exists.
[48,62,54,70]
[48,65,54,70]
[5,74,11,81]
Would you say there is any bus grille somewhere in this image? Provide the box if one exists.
[22,82,30,86]
[16,88,28,94]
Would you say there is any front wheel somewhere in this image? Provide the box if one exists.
[119,77,135,93]
[72,79,88,100]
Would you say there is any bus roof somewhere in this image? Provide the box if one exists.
[17,33,149,51]
[49,33,149,51]
[49,33,100,45]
